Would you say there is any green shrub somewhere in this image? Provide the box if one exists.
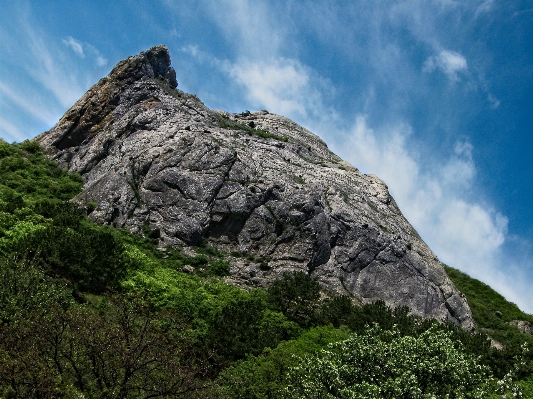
[208,259,231,276]
[267,272,321,328]
[205,292,268,364]
[16,222,127,293]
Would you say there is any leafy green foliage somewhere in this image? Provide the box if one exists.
[285,324,493,399]
[206,293,268,363]
[205,294,301,366]
[0,202,126,293]
[266,272,321,327]
[0,139,82,206]
[218,115,289,142]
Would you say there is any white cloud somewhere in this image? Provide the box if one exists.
[226,57,342,131]
[475,0,495,17]
[440,141,476,189]
[85,43,108,67]
[181,41,338,126]
[227,59,310,117]
[181,44,199,58]
[487,93,500,109]
[201,0,284,59]
[62,36,85,57]
[95,56,108,67]
[423,50,468,82]
[62,36,108,67]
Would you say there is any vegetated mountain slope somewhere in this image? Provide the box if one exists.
[1,140,530,398]
[444,265,533,344]
[36,45,473,329]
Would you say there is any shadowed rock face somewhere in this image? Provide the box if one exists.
[36,45,474,330]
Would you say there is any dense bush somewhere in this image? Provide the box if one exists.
[205,294,300,366]
[266,271,321,327]
[285,324,494,399]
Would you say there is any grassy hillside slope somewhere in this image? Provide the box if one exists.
[444,264,533,343]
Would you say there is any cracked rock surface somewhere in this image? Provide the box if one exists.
[36,45,474,330]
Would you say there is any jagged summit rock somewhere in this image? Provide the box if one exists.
[36,45,474,330]
[38,45,177,151]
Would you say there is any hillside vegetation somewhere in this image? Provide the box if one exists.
[444,264,533,396]
[0,139,531,398]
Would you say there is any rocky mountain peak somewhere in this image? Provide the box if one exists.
[109,44,178,87]
[37,45,177,152]
[36,46,475,330]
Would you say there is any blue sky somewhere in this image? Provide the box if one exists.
[1,0,532,313]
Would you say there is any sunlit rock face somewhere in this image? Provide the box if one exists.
[36,45,474,330]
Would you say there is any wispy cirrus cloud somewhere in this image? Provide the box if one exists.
[62,35,108,67]
[201,0,285,59]
[475,0,496,17]
[63,36,85,57]
[0,117,24,142]
[0,4,109,141]
[0,81,58,125]
[423,50,468,82]
[17,20,89,109]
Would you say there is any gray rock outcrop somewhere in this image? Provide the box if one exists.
[509,320,532,335]
[36,45,474,330]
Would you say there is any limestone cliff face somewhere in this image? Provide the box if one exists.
[36,45,474,329]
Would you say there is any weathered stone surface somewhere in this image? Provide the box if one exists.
[36,45,474,330]
[509,320,532,335]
